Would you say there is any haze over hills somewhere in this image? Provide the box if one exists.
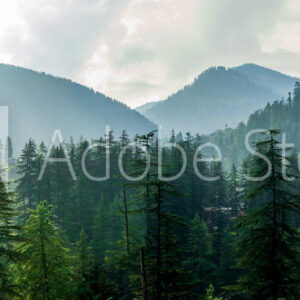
[0,64,156,153]
[135,101,157,114]
[206,80,300,167]
[1,62,298,154]
[136,64,299,134]
[234,64,298,96]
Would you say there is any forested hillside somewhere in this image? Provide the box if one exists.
[234,63,298,96]
[0,64,299,300]
[0,64,156,153]
[137,64,298,134]
[1,0,299,299]
[0,125,299,299]
[207,82,300,166]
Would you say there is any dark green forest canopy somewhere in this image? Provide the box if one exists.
[0,121,299,299]
[0,84,299,299]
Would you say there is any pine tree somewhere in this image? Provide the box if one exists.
[141,138,192,300]
[35,142,52,205]
[0,176,21,298]
[227,164,240,216]
[186,132,208,219]
[217,226,239,294]
[186,213,215,296]
[235,130,300,299]
[72,140,94,236]
[119,130,131,255]
[50,145,75,233]
[209,161,228,271]
[75,229,94,299]
[239,157,250,211]
[14,201,74,299]
[143,179,192,300]
[91,196,112,264]
[136,130,156,237]
[16,139,38,211]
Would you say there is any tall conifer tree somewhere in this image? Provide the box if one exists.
[235,130,300,299]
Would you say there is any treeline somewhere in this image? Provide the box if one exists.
[208,82,300,166]
[0,128,299,299]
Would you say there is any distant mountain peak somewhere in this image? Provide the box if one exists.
[136,63,299,135]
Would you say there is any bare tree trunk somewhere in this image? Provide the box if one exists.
[39,215,50,300]
[140,247,147,300]
[270,134,279,300]
[123,184,130,255]
[156,182,162,300]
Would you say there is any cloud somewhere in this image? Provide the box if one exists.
[262,0,300,54]
[76,0,290,106]
[0,0,299,107]
[0,0,129,75]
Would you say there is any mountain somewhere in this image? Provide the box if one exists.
[137,64,299,134]
[206,81,300,167]
[0,64,156,152]
[233,63,298,96]
[136,101,157,114]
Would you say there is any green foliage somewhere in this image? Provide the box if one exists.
[74,229,95,299]
[235,130,300,299]
[13,201,74,299]
[5,113,299,299]
[16,139,38,211]
[185,213,216,295]
[208,82,300,167]
[0,176,21,298]
[205,283,225,300]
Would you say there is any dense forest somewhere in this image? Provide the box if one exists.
[0,91,299,299]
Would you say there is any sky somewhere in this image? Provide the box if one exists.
[0,0,300,108]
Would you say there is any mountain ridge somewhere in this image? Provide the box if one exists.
[0,63,156,153]
[136,63,299,134]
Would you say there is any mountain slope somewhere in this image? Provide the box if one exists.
[233,63,298,96]
[206,81,300,167]
[0,64,156,152]
[137,64,299,134]
[135,101,157,114]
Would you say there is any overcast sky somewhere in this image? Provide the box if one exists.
[0,0,300,107]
